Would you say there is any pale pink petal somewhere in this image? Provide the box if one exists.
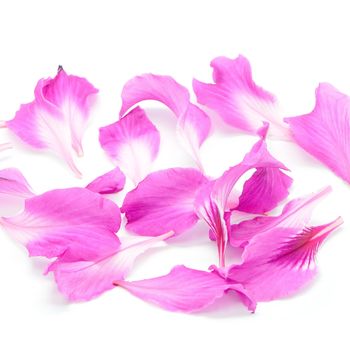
[285,83,350,183]
[122,168,208,236]
[226,216,343,301]
[86,167,125,194]
[230,186,332,248]
[49,232,174,301]
[0,168,34,199]
[193,55,290,139]
[120,74,211,169]
[0,188,121,260]
[115,265,256,313]
[99,107,160,184]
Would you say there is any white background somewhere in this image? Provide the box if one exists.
[0,1,349,349]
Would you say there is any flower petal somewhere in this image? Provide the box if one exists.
[115,265,256,313]
[285,83,350,183]
[99,107,160,185]
[0,168,34,199]
[49,232,174,301]
[122,168,208,236]
[226,216,343,301]
[120,74,211,169]
[193,55,290,139]
[0,188,121,260]
[86,167,126,194]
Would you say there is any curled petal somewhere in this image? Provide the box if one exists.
[122,168,208,236]
[99,107,160,184]
[0,168,34,199]
[86,167,126,194]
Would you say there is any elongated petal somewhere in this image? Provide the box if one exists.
[115,265,256,313]
[230,186,332,247]
[193,55,290,139]
[226,217,343,301]
[122,168,208,236]
[99,107,160,184]
[120,74,211,168]
[0,188,121,260]
[0,168,34,199]
[49,232,173,301]
[86,167,125,194]
[285,83,350,183]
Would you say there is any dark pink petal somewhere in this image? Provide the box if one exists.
[193,55,290,139]
[231,186,332,248]
[99,107,160,184]
[115,265,256,313]
[120,74,211,168]
[86,167,126,194]
[122,168,208,236]
[0,188,121,260]
[49,232,174,301]
[0,168,34,199]
[226,216,343,301]
[6,67,98,177]
[285,83,350,183]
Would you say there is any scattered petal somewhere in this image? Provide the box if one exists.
[86,167,126,194]
[0,168,34,199]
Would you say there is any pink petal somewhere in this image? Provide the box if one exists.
[86,167,126,194]
[285,83,350,183]
[231,186,332,248]
[115,265,256,313]
[6,67,98,177]
[193,55,290,139]
[122,168,208,236]
[226,216,343,301]
[49,232,174,301]
[0,188,121,260]
[120,74,211,169]
[99,107,160,185]
[0,168,34,199]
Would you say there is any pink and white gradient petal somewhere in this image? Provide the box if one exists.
[86,167,126,194]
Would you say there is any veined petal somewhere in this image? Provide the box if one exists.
[0,168,34,199]
[115,265,256,313]
[120,74,211,169]
[99,107,160,184]
[86,167,126,194]
[226,217,343,301]
[49,232,174,301]
[193,55,290,139]
[122,168,208,236]
[0,188,121,260]
[285,83,350,183]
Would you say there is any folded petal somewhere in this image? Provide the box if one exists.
[115,265,256,313]
[285,83,350,183]
[99,107,160,185]
[193,55,290,139]
[49,232,174,301]
[0,168,34,199]
[6,67,98,177]
[122,168,208,236]
[120,74,211,169]
[226,216,343,301]
[86,167,126,194]
[0,188,121,260]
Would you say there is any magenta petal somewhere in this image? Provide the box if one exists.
[86,167,126,194]
[120,74,211,168]
[49,232,173,301]
[122,168,208,236]
[285,83,350,183]
[0,168,34,200]
[227,216,343,301]
[99,107,160,184]
[193,55,290,139]
[0,188,121,260]
[115,265,256,313]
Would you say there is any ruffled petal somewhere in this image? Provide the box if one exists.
[99,107,160,184]
[49,232,174,301]
[115,265,256,313]
[86,167,126,194]
[120,74,211,169]
[193,55,290,139]
[285,83,350,183]
[0,168,34,200]
[0,188,121,260]
[122,168,208,236]
[226,216,343,301]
